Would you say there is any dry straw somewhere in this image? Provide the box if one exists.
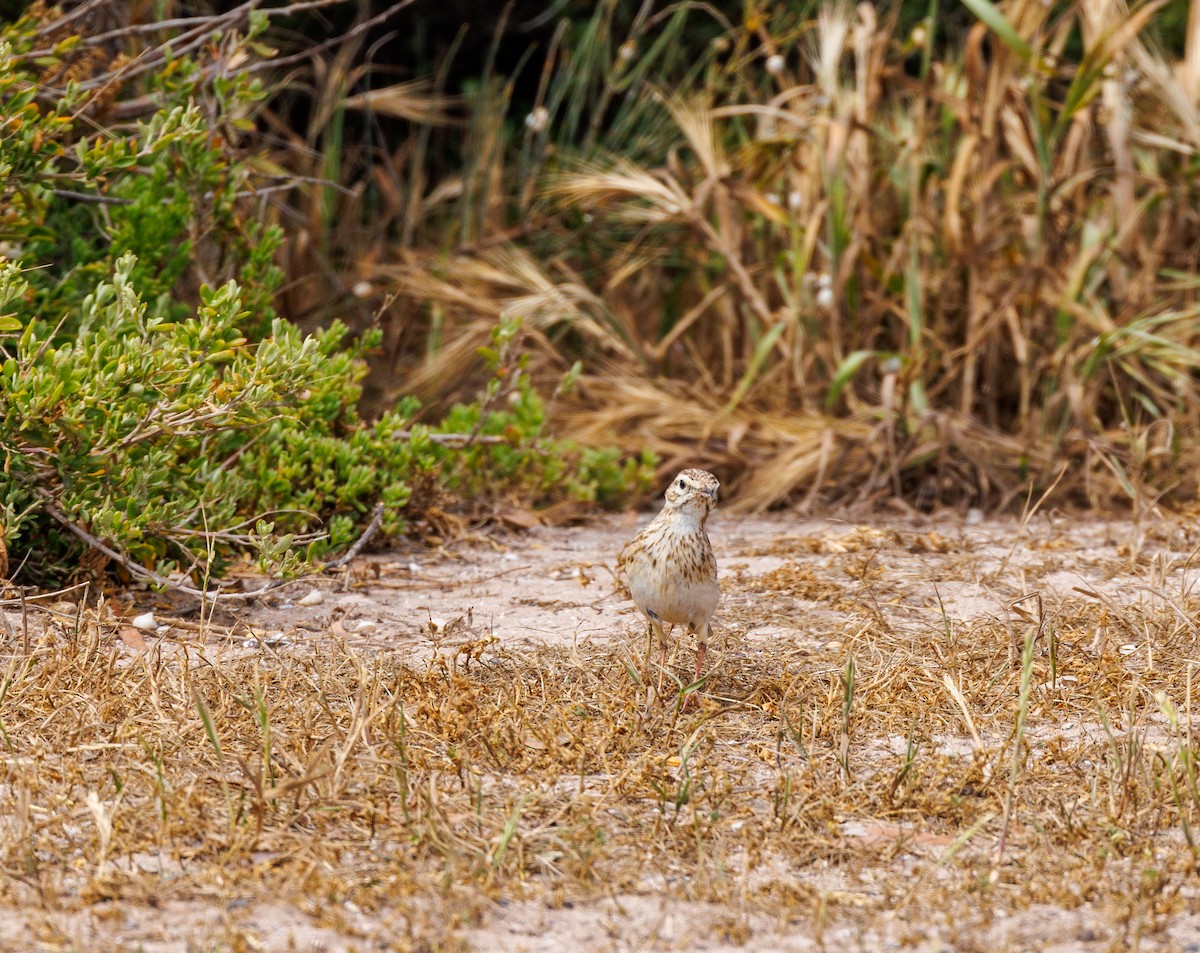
[5,516,1200,946]
[253,0,1200,513]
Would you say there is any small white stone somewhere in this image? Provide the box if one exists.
[351,281,373,299]
[131,612,157,632]
[297,589,324,607]
[353,620,379,634]
[765,53,786,75]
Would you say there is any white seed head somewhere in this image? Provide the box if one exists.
[525,106,550,133]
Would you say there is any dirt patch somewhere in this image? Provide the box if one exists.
[3,509,1200,951]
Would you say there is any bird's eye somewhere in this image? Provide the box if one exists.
[677,478,686,489]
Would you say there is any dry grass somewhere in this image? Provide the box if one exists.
[252,0,1200,513]
[5,514,1200,949]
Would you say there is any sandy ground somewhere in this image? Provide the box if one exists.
[6,507,1200,951]
[235,508,1200,661]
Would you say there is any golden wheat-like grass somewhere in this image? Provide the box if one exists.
[273,0,1200,513]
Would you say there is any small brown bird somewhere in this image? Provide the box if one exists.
[618,468,720,693]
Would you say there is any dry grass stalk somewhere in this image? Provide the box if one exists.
[262,1,1200,513]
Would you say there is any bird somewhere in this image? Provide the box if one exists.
[618,468,720,695]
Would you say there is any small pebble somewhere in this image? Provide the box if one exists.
[297,589,324,607]
[244,631,291,649]
[131,612,157,632]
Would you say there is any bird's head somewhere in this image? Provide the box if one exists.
[663,468,720,517]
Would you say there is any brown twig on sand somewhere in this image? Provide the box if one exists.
[324,502,387,571]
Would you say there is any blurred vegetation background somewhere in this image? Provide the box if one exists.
[261,0,1200,512]
[2,0,1200,583]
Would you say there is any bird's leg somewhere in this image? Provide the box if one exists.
[645,619,666,697]
[657,625,670,695]
[644,620,655,684]
[694,623,708,684]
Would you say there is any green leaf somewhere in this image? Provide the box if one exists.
[724,320,787,415]
[826,350,875,410]
[957,0,1033,63]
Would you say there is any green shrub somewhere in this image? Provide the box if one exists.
[0,14,650,585]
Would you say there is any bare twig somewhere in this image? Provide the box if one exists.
[392,430,508,447]
[33,0,108,36]
[51,189,133,206]
[40,498,290,602]
[323,502,386,570]
[245,0,418,74]
[88,0,417,121]
[32,0,417,104]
